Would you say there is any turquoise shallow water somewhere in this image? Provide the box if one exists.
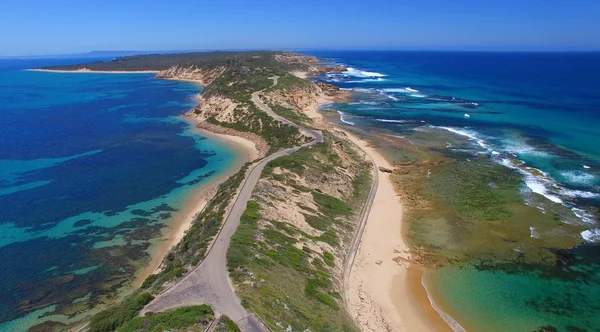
[306,51,600,331]
[0,59,238,329]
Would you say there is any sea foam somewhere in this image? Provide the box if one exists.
[581,228,600,243]
[337,111,355,126]
[560,170,597,186]
[345,67,386,78]
[376,119,410,123]
[422,276,467,332]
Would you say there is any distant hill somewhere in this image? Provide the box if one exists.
[2,50,201,59]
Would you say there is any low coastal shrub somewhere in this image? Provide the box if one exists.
[322,251,335,267]
[89,292,154,332]
[215,315,241,332]
[227,200,261,279]
[119,305,214,332]
[312,191,352,217]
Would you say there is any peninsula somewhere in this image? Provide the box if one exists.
[34,51,428,332]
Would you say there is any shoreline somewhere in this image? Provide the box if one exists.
[338,128,452,332]
[132,118,259,288]
[294,72,448,330]
[27,68,159,74]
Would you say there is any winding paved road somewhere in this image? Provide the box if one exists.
[142,78,322,332]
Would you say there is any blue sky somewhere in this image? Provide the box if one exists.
[1,0,599,56]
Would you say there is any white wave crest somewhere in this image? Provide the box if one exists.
[560,170,597,186]
[410,94,427,98]
[502,139,550,158]
[581,228,600,243]
[337,111,355,126]
[383,87,419,94]
[434,126,488,149]
[340,87,376,93]
[345,67,386,78]
[559,188,600,199]
[572,208,597,225]
[375,119,409,123]
[522,174,564,204]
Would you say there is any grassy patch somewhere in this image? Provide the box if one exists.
[119,305,214,332]
[89,292,154,332]
[227,196,356,331]
[269,103,314,128]
[214,315,241,332]
[323,251,335,267]
[312,191,352,217]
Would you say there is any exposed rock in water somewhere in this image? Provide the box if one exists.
[311,65,347,74]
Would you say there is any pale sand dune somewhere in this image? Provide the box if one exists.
[341,131,452,332]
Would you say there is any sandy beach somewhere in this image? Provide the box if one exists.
[132,119,258,287]
[336,130,450,332]
[28,68,159,74]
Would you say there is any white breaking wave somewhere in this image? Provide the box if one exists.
[431,126,600,229]
[581,228,600,243]
[434,126,488,149]
[559,188,600,199]
[383,87,420,94]
[422,277,466,332]
[502,139,550,158]
[345,78,386,83]
[349,101,381,106]
[572,207,597,225]
[337,111,355,126]
[583,165,591,169]
[375,119,410,123]
[345,67,386,78]
[498,158,565,204]
[340,87,376,93]
[464,113,471,118]
[410,93,427,98]
[560,170,597,186]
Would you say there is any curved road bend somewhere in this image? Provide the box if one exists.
[142,80,322,332]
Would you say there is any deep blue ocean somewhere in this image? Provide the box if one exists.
[0,58,237,330]
[307,51,600,331]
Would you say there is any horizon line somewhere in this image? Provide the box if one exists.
[3,48,600,58]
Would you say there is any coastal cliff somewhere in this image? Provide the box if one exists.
[155,65,226,85]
